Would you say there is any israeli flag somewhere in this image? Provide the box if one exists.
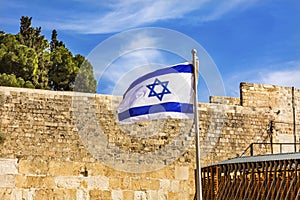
[118,62,195,124]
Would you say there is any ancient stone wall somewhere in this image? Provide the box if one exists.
[0,82,299,199]
[240,82,300,152]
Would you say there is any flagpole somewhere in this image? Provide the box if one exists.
[192,49,203,200]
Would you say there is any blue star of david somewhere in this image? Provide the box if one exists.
[146,78,171,101]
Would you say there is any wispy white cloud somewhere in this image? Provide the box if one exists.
[260,61,300,88]
[94,31,166,95]
[225,61,300,96]
[87,27,226,97]
[36,0,258,34]
[1,0,259,34]
[53,0,206,33]
[200,0,258,21]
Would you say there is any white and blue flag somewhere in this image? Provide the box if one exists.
[117,62,195,124]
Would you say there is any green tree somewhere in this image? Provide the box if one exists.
[50,29,64,52]
[0,33,38,84]
[0,73,34,88]
[17,17,51,89]
[73,54,96,93]
[0,73,22,87]
[34,51,51,89]
[17,16,48,52]
[49,46,79,90]
[18,16,33,46]
[0,16,96,93]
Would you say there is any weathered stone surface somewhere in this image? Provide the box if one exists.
[0,175,15,187]
[18,158,48,175]
[16,176,54,189]
[174,166,189,180]
[55,176,81,189]
[48,161,74,176]
[109,177,123,190]
[111,190,123,200]
[53,189,77,200]
[0,82,299,199]
[168,191,189,200]
[33,189,53,200]
[85,176,109,190]
[0,159,18,175]
[145,190,158,200]
[21,189,35,200]
[89,189,111,199]
[169,180,180,192]
[76,189,88,200]
[0,188,12,200]
[134,191,147,200]
[123,190,134,199]
[160,179,170,190]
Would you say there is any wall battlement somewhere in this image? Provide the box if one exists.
[0,82,299,199]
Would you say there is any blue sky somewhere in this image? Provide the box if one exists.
[1,0,300,102]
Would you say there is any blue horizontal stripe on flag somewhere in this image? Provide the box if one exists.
[118,102,194,121]
[124,63,193,96]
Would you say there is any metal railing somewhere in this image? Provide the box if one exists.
[241,142,300,157]
[198,156,300,199]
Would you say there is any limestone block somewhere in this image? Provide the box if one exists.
[157,190,168,200]
[0,188,12,200]
[55,176,81,189]
[168,191,189,200]
[15,175,26,188]
[130,178,141,190]
[147,179,160,190]
[89,189,111,199]
[111,190,123,200]
[175,166,189,180]
[109,177,123,189]
[121,177,131,189]
[25,176,54,189]
[85,176,109,190]
[134,191,147,200]
[168,192,178,199]
[11,189,22,200]
[48,161,74,176]
[18,158,48,175]
[34,189,53,200]
[85,162,107,176]
[0,159,18,175]
[170,180,180,192]
[0,175,15,187]
[132,178,160,191]
[151,168,174,179]
[123,190,134,199]
[22,189,35,200]
[146,190,158,200]
[76,189,89,200]
[178,180,190,192]
[53,189,77,200]
[160,179,170,190]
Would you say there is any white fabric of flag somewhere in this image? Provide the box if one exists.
[117,62,195,124]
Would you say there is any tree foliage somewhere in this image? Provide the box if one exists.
[49,45,78,91]
[50,29,64,52]
[0,16,96,92]
[0,73,34,88]
[74,55,97,93]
